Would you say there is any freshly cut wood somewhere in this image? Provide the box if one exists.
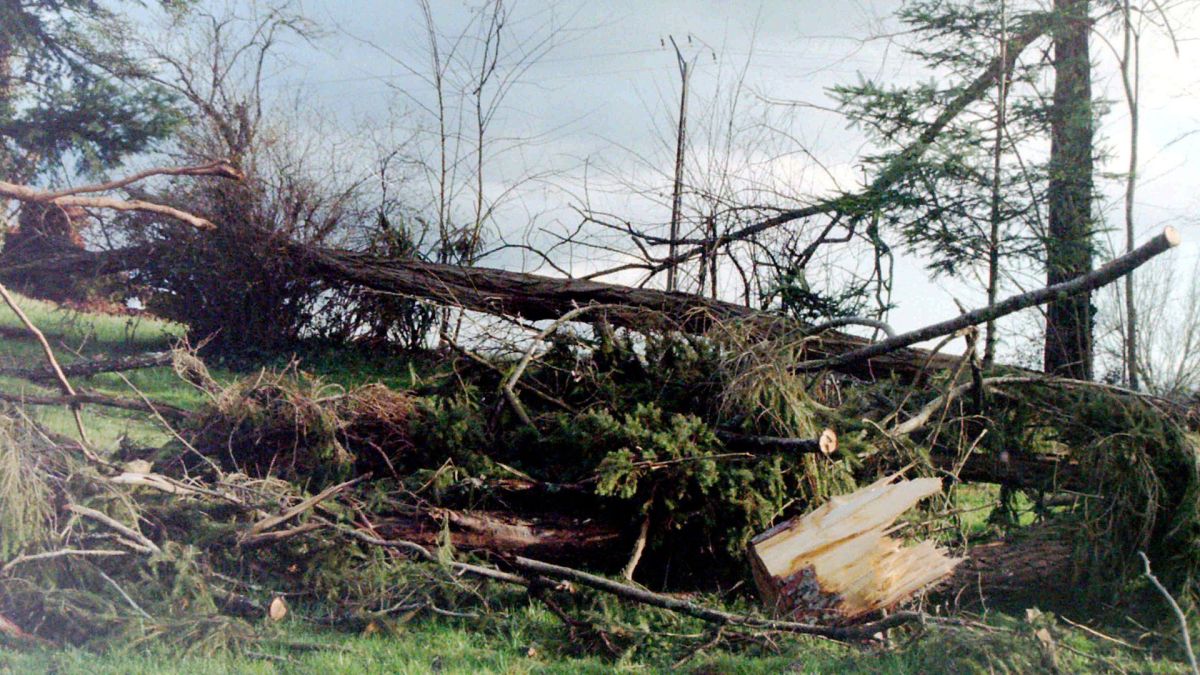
[268,596,288,622]
[717,428,837,455]
[748,474,960,623]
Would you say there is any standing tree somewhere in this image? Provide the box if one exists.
[0,1,183,301]
[1043,0,1095,379]
[831,0,1053,359]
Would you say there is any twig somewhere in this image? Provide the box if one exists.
[0,351,173,383]
[601,21,1049,278]
[508,555,922,641]
[36,160,243,200]
[332,524,532,587]
[1058,615,1143,651]
[113,371,216,472]
[806,316,896,338]
[621,508,651,582]
[96,568,153,620]
[67,504,161,555]
[1139,551,1198,675]
[1,548,127,573]
[240,522,326,548]
[503,304,623,428]
[246,476,367,538]
[0,389,190,421]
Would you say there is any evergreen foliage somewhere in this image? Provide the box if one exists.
[0,0,183,180]
[831,0,1051,281]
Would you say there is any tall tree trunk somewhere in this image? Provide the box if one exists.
[666,37,689,293]
[0,27,13,177]
[1121,0,1140,389]
[985,0,1010,368]
[1044,0,1095,379]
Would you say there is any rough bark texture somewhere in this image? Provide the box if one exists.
[1044,0,1095,379]
[296,245,961,381]
[934,525,1075,608]
[371,508,627,566]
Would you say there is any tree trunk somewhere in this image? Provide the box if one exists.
[1121,0,1141,390]
[985,0,1010,367]
[933,524,1075,608]
[1043,0,1095,379]
[748,475,959,623]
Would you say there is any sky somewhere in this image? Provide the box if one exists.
[145,0,1200,366]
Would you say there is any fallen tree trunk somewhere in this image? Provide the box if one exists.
[6,227,1177,388]
[298,245,967,382]
[936,450,1083,492]
[802,227,1180,373]
[933,524,1075,608]
[0,350,173,383]
[371,508,628,566]
[0,242,962,381]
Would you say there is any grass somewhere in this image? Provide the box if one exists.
[0,296,194,447]
[0,292,1194,673]
[0,294,431,448]
[0,608,1190,673]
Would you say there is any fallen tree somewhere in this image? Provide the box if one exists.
[0,350,173,383]
[7,224,1178,386]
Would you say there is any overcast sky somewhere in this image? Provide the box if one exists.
[166,0,1200,364]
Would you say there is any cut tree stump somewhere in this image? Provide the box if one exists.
[748,474,960,623]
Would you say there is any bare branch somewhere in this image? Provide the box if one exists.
[799,227,1180,373]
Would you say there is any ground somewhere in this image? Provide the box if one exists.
[0,295,1193,673]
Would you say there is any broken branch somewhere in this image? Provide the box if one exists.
[800,227,1180,373]
[0,351,173,383]
[0,282,95,453]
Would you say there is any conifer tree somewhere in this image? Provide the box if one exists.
[0,1,182,182]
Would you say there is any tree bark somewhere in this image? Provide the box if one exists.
[1044,0,1095,379]
[1121,0,1140,389]
[0,351,173,383]
[666,37,689,292]
[798,227,1177,374]
[933,524,1074,608]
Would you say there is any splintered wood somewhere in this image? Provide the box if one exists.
[748,474,960,623]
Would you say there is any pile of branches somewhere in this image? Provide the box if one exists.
[2,298,1199,659]
[0,127,1197,663]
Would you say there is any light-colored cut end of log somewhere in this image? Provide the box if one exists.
[748,473,960,622]
[819,428,837,455]
[1164,226,1181,247]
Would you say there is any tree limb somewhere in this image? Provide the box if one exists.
[799,227,1180,373]
[0,389,190,421]
[0,160,242,230]
[0,351,173,383]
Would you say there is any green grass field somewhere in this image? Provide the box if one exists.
[0,293,1193,673]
